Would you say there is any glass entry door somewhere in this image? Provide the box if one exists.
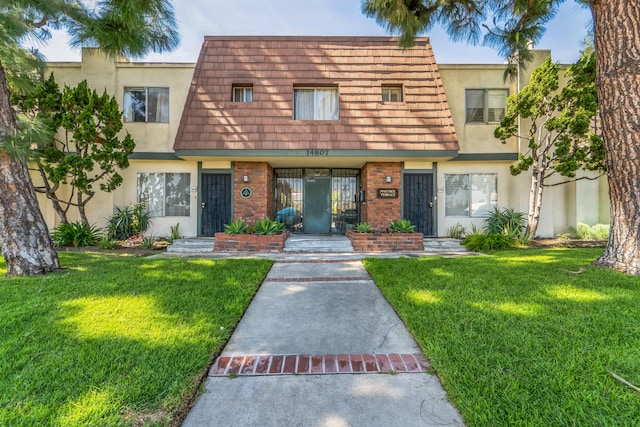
[274,168,359,234]
[304,177,331,234]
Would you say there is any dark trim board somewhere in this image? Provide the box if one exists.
[175,149,459,158]
[128,150,516,164]
[453,153,518,161]
[129,152,183,160]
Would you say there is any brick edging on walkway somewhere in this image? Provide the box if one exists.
[210,354,430,377]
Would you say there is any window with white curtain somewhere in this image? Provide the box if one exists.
[293,87,339,120]
[124,87,169,123]
[137,173,190,216]
[465,89,508,123]
[445,173,497,217]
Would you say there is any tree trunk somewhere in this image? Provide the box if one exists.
[527,169,544,238]
[36,162,69,224]
[77,192,90,227]
[0,63,60,276]
[591,1,640,274]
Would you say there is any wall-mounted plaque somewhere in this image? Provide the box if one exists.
[240,187,252,199]
[377,188,398,199]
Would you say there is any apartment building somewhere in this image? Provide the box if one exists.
[40,37,608,238]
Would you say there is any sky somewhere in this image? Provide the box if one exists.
[38,0,592,65]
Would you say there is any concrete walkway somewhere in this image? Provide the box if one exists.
[182,259,464,426]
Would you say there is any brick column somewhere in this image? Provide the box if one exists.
[360,162,401,231]
[233,162,274,223]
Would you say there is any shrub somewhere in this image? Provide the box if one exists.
[484,207,527,239]
[51,222,103,247]
[570,222,610,240]
[169,223,181,242]
[224,219,249,235]
[96,236,117,249]
[140,236,156,249]
[355,223,372,233]
[462,233,513,252]
[388,219,416,233]
[447,223,467,239]
[468,223,483,237]
[253,217,286,235]
[107,203,152,240]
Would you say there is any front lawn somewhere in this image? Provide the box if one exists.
[0,252,272,426]
[364,249,640,426]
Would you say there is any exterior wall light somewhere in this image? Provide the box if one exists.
[243,175,249,182]
[385,176,392,183]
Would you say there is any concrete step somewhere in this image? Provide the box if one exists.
[166,238,215,253]
[423,238,467,252]
[284,235,354,253]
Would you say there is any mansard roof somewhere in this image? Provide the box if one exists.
[174,36,458,153]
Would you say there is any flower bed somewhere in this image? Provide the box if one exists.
[214,231,290,253]
[346,230,424,252]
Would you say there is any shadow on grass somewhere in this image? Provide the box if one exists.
[0,253,272,426]
[364,248,640,426]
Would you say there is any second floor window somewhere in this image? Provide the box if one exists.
[233,85,253,102]
[293,87,339,120]
[382,85,403,102]
[465,89,508,124]
[124,87,169,123]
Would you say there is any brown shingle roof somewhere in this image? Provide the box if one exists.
[174,36,458,153]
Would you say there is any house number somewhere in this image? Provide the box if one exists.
[307,149,329,156]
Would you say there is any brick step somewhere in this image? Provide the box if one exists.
[209,353,430,377]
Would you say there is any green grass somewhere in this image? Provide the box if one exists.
[0,252,272,426]
[364,249,640,426]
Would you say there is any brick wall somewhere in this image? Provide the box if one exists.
[360,162,402,231]
[346,230,424,252]
[214,232,289,252]
[233,162,274,223]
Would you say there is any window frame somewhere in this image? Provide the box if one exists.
[137,172,191,217]
[124,87,170,123]
[465,88,508,124]
[293,86,339,121]
[444,173,498,218]
[382,85,403,102]
[232,85,253,102]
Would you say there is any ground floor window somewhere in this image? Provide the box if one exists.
[445,173,497,217]
[137,173,191,216]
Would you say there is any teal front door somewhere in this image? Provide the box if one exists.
[304,177,331,233]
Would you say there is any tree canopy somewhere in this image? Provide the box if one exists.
[494,51,604,236]
[362,0,588,70]
[16,74,135,226]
